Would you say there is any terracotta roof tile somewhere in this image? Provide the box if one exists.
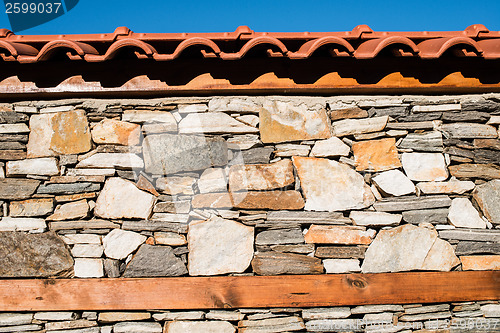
[0,24,499,63]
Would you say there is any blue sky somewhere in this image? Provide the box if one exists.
[1,0,499,35]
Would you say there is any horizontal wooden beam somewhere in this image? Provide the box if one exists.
[0,271,498,311]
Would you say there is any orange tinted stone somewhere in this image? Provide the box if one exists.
[460,255,500,270]
[352,138,402,172]
[228,159,295,192]
[305,225,376,245]
[91,118,141,146]
[192,191,305,210]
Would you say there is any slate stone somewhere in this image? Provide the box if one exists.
[329,106,368,121]
[438,123,497,139]
[315,246,366,259]
[462,100,500,113]
[473,179,500,224]
[442,111,491,122]
[231,147,274,165]
[449,163,500,180]
[0,231,73,277]
[398,112,442,122]
[398,131,443,152]
[142,134,228,174]
[0,111,28,124]
[402,208,449,224]
[255,228,305,246]
[386,121,435,130]
[445,146,475,159]
[373,195,452,212]
[37,182,101,194]
[455,241,500,256]
[439,229,500,242]
[251,251,323,275]
[122,220,188,233]
[0,178,40,200]
[0,141,25,150]
[0,134,28,142]
[124,244,187,277]
[367,106,408,118]
[0,149,26,160]
[474,149,500,164]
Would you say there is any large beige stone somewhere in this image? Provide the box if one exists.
[192,191,304,210]
[6,157,59,176]
[27,110,91,157]
[293,157,375,211]
[417,179,475,195]
[352,138,402,172]
[401,153,448,181]
[103,229,147,260]
[197,168,227,193]
[330,116,388,137]
[228,159,294,192]
[76,153,144,169]
[47,199,89,221]
[260,100,331,143]
[156,176,195,195]
[310,137,350,157]
[361,224,459,273]
[349,211,402,227]
[9,198,53,217]
[372,169,415,196]
[95,177,155,219]
[91,119,140,145]
[179,113,258,134]
[448,198,487,229]
[188,216,254,276]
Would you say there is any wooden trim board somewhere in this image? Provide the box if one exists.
[0,271,498,311]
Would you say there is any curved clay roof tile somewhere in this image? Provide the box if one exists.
[418,37,483,59]
[354,36,419,59]
[220,36,288,60]
[153,37,221,61]
[289,36,354,59]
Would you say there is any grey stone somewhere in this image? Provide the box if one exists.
[124,244,187,277]
[351,304,404,314]
[373,195,452,212]
[164,320,235,333]
[267,211,348,224]
[239,316,305,332]
[315,246,366,259]
[368,106,408,118]
[142,134,228,174]
[0,111,28,124]
[442,111,491,122]
[473,179,500,223]
[0,178,40,200]
[398,131,443,152]
[0,134,28,142]
[270,244,315,254]
[439,229,500,242]
[402,208,449,224]
[0,141,25,150]
[0,231,73,277]
[474,149,500,164]
[113,322,162,333]
[439,123,497,139]
[49,219,120,231]
[231,147,274,165]
[399,311,451,322]
[122,220,188,233]
[455,241,500,255]
[462,99,500,113]
[386,121,435,130]
[404,303,450,314]
[251,251,323,275]
[0,324,42,332]
[306,319,363,332]
[0,313,33,326]
[103,259,121,278]
[255,228,305,246]
[37,182,100,195]
[302,307,351,320]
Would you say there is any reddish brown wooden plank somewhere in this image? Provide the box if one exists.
[0,271,498,311]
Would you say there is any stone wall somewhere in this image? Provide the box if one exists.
[0,95,499,331]
[0,301,499,332]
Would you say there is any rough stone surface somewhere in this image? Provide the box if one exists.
[361,224,459,273]
[323,259,361,273]
[47,199,89,221]
[229,159,294,192]
[372,169,415,196]
[154,232,187,246]
[103,229,147,260]
[192,191,305,210]
[74,258,104,278]
[481,304,500,318]
[473,179,500,224]
[240,316,306,332]
[255,228,304,246]
[91,119,140,145]
[439,123,498,139]
[0,313,33,326]
[260,100,331,143]
[329,106,368,121]
[0,231,73,277]
[293,157,375,212]
[0,178,40,200]
[179,113,258,134]
[122,110,177,126]
[142,134,228,174]
[398,131,443,152]
[113,322,162,333]
[349,211,402,227]
[352,138,401,172]
[448,198,487,229]
[330,116,388,137]
[188,216,254,276]
[77,153,144,169]
[449,163,500,179]
[165,321,235,333]
[439,229,500,242]
[6,157,59,176]
[402,208,449,224]
[315,246,366,259]
[197,168,227,193]
[310,137,350,157]
[98,312,151,323]
[124,244,187,277]
[95,177,155,219]
[0,217,46,232]
[156,176,195,195]
[9,198,53,217]
[401,153,448,181]
[305,225,376,245]
[71,244,104,258]
[27,110,91,157]
[251,251,323,275]
[417,179,475,194]
[460,255,500,270]
[302,307,351,320]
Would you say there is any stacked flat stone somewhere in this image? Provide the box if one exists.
[0,95,498,280]
[0,301,498,332]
